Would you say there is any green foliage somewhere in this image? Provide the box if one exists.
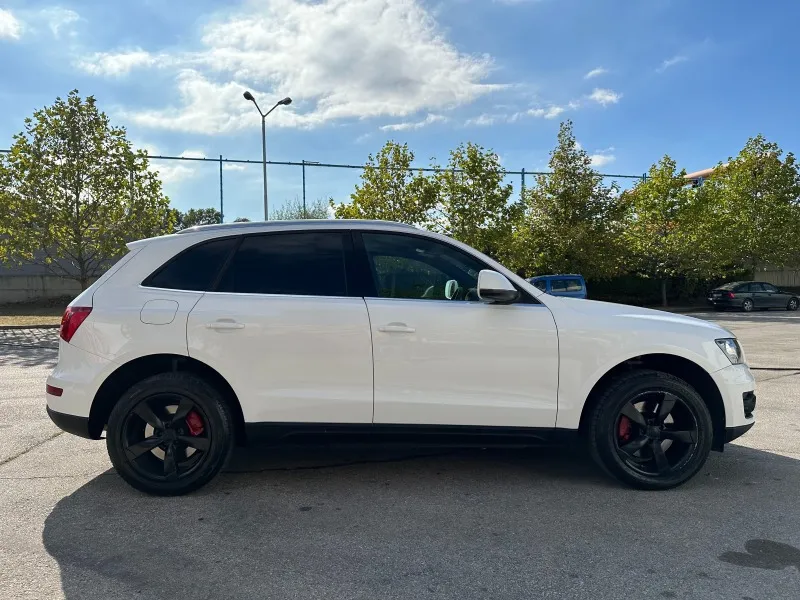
[233,217,251,223]
[333,141,438,225]
[173,207,222,231]
[514,121,624,279]
[622,155,697,304]
[272,196,331,220]
[431,142,517,261]
[0,90,172,289]
[696,135,800,273]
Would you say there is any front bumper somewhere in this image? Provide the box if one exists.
[47,406,94,439]
[725,422,755,443]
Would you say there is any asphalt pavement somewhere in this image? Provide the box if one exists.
[1,311,799,599]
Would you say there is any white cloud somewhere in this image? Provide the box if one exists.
[39,7,79,38]
[465,113,497,127]
[528,105,566,119]
[656,55,688,73]
[589,152,616,167]
[222,162,247,171]
[0,9,22,40]
[588,88,621,106]
[180,149,206,159]
[584,67,607,79]
[380,113,446,131]
[76,48,159,76]
[84,0,501,133]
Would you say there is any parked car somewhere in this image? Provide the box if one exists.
[528,274,587,299]
[47,220,755,495]
[707,281,799,312]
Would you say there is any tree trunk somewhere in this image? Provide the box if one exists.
[661,278,668,307]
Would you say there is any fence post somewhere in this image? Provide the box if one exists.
[521,168,526,198]
[302,160,307,219]
[219,155,224,222]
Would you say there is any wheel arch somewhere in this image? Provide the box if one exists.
[88,353,246,444]
[578,353,727,451]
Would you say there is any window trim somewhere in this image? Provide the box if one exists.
[211,229,356,298]
[141,234,242,291]
[351,230,538,304]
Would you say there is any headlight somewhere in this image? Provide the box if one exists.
[715,338,744,365]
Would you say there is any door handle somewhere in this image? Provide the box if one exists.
[378,323,416,334]
[206,320,245,330]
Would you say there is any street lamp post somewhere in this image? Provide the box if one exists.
[243,91,292,220]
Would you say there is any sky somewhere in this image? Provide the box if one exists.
[0,0,798,221]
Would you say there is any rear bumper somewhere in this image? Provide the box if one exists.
[725,422,755,443]
[46,406,94,439]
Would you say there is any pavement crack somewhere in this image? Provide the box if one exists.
[0,431,64,467]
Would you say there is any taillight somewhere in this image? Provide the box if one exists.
[60,307,92,342]
[726,292,736,299]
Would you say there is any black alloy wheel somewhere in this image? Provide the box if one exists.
[587,370,713,490]
[614,391,699,478]
[107,372,234,496]
[788,297,799,311]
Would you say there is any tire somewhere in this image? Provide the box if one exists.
[788,297,799,311]
[742,298,754,312]
[106,372,235,496]
[587,370,714,490]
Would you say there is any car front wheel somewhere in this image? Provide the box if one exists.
[788,297,799,311]
[106,372,235,496]
[587,370,713,490]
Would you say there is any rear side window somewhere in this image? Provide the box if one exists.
[217,232,348,296]
[143,237,238,291]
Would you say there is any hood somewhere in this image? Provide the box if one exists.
[541,296,733,337]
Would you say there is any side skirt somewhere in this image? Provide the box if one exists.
[243,423,580,449]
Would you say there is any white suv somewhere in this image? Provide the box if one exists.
[46,220,756,495]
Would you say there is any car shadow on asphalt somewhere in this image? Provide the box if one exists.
[0,343,58,368]
[42,444,800,600]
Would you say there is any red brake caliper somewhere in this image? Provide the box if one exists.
[618,416,632,441]
[186,410,205,436]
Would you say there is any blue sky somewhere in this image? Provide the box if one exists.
[0,0,798,221]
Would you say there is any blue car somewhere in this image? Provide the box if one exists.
[528,274,587,299]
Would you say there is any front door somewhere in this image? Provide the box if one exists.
[187,231,373,424]
[357,231,559,428]
[760,283,784,308]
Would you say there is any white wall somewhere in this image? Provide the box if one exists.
[0,275,84,304]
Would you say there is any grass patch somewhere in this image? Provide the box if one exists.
[0,297,71,327]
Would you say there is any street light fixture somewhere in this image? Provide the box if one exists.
[243,91,292,220]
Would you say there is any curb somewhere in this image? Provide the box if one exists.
[0,324,60,331]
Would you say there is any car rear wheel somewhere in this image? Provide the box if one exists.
[587,370,713,490]
[742,298,754,312]
[106,372,234,496]
[788,297,799,311]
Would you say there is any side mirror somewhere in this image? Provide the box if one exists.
[477,270,520,304]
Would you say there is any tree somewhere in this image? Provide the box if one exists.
[698,135,800,274]
[272,196,331,220]
[515,121,625,279]
[0,91,173,289]
[173,207,222,232]
[233,217,251,223]
[431,142,517,261]
[333,141,438,225]
[622,156,696,306]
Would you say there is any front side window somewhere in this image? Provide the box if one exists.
[550,279,568,292]
[362,233,486,302]
[144,237,238,291]
[217,232,347,296]
[746,283,765,292]
[564,279,583,292]
[762,283,779,293]
[532,279,547,292]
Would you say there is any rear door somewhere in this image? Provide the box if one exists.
[187,231,374,424]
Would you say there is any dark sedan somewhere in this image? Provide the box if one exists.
[708,281,799,312]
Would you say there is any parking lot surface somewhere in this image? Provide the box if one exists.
[1,311,799,599]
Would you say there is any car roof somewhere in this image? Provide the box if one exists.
[175,219,417,235]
